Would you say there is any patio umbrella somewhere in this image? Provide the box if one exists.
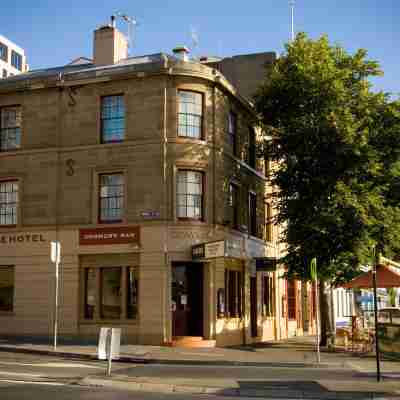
[342,264,400,289]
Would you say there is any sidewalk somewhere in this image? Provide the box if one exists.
[1,336,399,399]
[0,335,398,374]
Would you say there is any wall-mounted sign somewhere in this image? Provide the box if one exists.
[192,240,225,260]
[0,233,46,245]
[141,211,160,219]
[79,226,140,246]
[255,257,277,271]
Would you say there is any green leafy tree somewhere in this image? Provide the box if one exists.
[255,33,400,344]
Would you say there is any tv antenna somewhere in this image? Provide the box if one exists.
[289,0,295,42]
[190,26,199,59]
[111,12,139,53]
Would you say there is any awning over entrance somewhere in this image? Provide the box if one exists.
[342,264,400,289]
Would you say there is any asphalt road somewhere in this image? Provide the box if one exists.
[0,382,258,400]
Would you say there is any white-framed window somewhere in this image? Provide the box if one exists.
[177,170,203,219]
[0,180,18,226]
[99,173,124,223]
[101,95,125,143]
[177,91,203,139]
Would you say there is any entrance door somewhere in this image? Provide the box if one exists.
[171,263,203,337]
[250,277,258,337]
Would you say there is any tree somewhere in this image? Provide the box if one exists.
[255,33,400,345]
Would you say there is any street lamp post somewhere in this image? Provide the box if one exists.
[372,249,381,382]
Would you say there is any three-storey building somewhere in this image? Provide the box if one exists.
[0,22,313,345]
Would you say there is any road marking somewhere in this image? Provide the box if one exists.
[0,361,102,369]
[0,371,43,378]
[0,379,66,386]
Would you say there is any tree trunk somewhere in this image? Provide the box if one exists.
[319,280,335,347]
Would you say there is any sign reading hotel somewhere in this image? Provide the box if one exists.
[79,227,140,246]
[0,233,46,244]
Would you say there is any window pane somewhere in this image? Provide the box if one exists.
[0,181,18,225]
[84,268,96,319]
[1,107,22,152]
[101,267,121,319]
[178,91,202,138]
[99,174,124,222]
[0,266,14,312]
[176,171,203,219]
[127,267,138,319]
[101,95,125,143]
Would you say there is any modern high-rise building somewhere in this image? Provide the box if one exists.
[0,34,28,79]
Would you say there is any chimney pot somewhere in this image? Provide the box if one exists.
[173,46,190,62]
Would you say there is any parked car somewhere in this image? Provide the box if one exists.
[378,307,400,325]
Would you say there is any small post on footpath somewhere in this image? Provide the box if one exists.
[310,257,320,363]
[372,247,381,382]
[51,241,61,351]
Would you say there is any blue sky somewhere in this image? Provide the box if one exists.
[2,1,399,96]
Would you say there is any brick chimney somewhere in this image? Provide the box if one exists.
[173,46,190,62]
[93,18,128,66]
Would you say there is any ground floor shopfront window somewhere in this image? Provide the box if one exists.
[0,266,14,313]
[224,268,244,318]
[82,266,138,321]
[262,273,275,317]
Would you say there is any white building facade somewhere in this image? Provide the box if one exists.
[0,35,28,78]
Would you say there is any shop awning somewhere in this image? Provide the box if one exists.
[342,264,400,289]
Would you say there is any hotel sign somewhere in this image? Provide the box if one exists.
[0,233,46,244]
[79,227,140,246]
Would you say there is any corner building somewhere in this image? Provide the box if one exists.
[0,23,314,345]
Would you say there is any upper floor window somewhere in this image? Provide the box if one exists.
[248,127,256,169]
[248,192,257,236]
[228,183,239,229]
[228,111,237,156]
[99,173,124,223]
[0,106,21,151]
[101,95,125,143]
[264,203,273,242]
[11,50,22,71]
[177,170,203,220]
[0,180,18,226]
[178,91,203,139]
[0,43,8,62]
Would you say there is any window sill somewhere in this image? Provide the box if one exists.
[175,137,206,145]
[177,218,206,224]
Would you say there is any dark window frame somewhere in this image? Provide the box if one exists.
[248,191,257,236]
[224,269,244,318]
[10,50,22,71]
[248,127,256,169]
[0,265,14,313]
[98,173,125,224]
[177,90,204,139]
[83,266,139,321]
[262,274,275,317]
[0,180,18,226]
[0,106,22,152]
[0,42,8,62]
[176,169,204,221]
[228,183,239,229]
[287,280,297,320]
[100,94,125,144]
[227,111,237,156]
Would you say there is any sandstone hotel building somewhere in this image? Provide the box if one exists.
[0,21,316,346]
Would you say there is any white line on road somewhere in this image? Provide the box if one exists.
[0,361,103,369]
[0,379,67,386]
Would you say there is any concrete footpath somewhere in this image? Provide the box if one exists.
[1,336,399,399]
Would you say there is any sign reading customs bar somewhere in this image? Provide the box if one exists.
[79,227,140,246]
